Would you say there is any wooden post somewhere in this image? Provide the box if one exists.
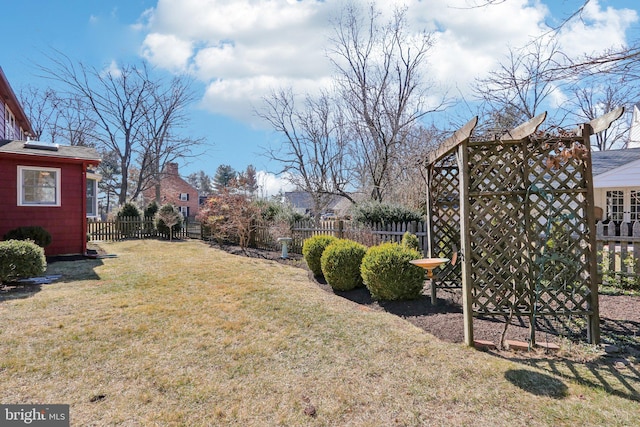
[458,142,474,346]
[581,123,601,344]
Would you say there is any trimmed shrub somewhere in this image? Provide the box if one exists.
[302,235,338,277]
[3,226,52,248]
[144,200,159,218]
[116,202,142,237]
[0,240,46,284]
[361,242,425,300]
[401,232,421,252]
[321,239,367,291]
[143,201,160,233]
[155,204,184,239]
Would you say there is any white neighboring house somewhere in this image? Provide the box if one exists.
[591,147,640,223]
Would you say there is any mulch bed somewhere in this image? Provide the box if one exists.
[216,244,640,359]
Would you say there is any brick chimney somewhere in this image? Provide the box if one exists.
[164,162,179,176]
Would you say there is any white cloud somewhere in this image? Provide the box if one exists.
[136,0,638,123]
[557,0,638,55]
[256,170,295,198]
[141,33,193,72]
[101,60,122,79]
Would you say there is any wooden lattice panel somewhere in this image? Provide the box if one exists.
[429,159,462,289]
[467,137,595,319]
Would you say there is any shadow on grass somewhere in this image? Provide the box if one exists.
[505,369,568,398]
[0,283,43,302]
[497,353,640,402]
[1,257,105,303]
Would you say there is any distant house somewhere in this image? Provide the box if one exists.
[284,191,352,218]
[142,162,199,218]
[591,147,640,222]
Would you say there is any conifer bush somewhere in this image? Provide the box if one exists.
[0,240,46,284]
[302,235,338,277]
[116,202,142,237]
[321,239,367,291]
[401,232,421,252]
[360,242,425,300]
[3,226,52,248]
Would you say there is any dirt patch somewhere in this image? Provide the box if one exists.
[211,242,640,360]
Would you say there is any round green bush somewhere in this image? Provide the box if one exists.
[401,232,420,252]
[321,239,367,291]
[302,235,338,277]
[360,242,425,300]
[0,240,46,284]
[3,226,52,247]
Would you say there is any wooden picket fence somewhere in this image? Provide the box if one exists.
[596,220,640,288]
[254,219,428,254]
[87,216,201,241]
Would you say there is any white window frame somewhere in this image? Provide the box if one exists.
[179,193,189,201]
[5,108,16,140]
[179,206,189,217]
[17,166,61,207]
[606,190,624,222]
[86,178,98,217]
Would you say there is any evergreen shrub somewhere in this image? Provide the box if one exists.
[116,202,142,237]
[350,201,422,225]
[401,232,421,252]
[302,235,338,277]
[360,242,425,300]
[3,226,52,248]
[321,239,367,291]
[0,240,46,284]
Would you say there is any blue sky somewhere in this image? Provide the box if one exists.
[1,0,639,195]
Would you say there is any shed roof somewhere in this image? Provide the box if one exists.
[0,139,101,162]
[591,147,640,177]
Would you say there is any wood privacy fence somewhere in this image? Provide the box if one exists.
[90,217,428,255]
[596,220,640,285]
[87,217,201,241]
[254,220,429,254]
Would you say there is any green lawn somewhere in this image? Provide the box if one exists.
[1,239,638,426]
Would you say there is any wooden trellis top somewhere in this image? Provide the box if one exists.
[425,107,625,167]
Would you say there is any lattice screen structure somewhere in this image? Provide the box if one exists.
[424,111,623,346]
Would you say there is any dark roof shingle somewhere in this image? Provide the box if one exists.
[0,140,101,162]
[591,147,640,176]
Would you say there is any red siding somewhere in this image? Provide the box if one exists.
[0,102,5,139]
[0,157,86,256]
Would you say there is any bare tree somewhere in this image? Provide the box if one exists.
[259,89,352,219]
[133,75,202,202]
[473,38,568,134]
[329,4,443,202]
[19,86,57,140]
[564,72,639,150]
[38,52,201,205]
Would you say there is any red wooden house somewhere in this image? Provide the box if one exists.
[0,67,101,256]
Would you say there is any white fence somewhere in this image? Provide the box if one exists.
[596,221,640,287]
